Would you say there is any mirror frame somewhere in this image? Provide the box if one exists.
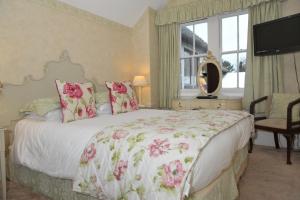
[197,51,222,96]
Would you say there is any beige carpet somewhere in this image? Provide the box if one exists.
[4,145,300,200]
[239,145,300,200]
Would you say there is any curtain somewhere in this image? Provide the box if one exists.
[158,23,180,108]
[156,0,272,25]
[243,0,283,110]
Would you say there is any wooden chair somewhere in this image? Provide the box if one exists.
[249,94,300,165]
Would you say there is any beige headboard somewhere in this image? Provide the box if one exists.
[0,50,106,129]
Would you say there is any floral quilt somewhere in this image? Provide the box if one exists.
[73,110,252,200]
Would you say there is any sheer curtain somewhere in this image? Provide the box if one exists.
[243,0,283,110]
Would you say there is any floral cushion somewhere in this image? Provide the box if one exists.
[55,80,97,123]
[105,81,138,115]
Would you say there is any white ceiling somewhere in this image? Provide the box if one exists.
[58,0,168,27]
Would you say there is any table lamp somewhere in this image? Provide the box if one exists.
[132,75,148,106]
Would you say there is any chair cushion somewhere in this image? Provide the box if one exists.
[269,93,300,121]
[255,118,287,131]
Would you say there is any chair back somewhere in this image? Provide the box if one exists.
[268,93,300,121]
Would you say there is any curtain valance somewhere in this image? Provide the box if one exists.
[156,0,273,25]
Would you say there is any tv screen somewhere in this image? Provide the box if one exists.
[253,13,300,56]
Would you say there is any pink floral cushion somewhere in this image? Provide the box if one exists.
[55,80,97,123]
[105,81,138,115]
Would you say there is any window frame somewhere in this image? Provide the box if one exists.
[179,10,248,97]
[219,10,248,90]
[179,19,208,96]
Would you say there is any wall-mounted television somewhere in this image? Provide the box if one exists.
[253,13,300,56]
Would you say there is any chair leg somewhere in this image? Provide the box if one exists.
[285,135,294,165]
[248,138,253,153]
[273,132,280,149]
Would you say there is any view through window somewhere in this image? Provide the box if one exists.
[180,21,208,89]
[221,13,248,88]
[180,11,248,93]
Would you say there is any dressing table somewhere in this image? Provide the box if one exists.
[172,51,242,111]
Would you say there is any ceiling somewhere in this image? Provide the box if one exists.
[58,0,168,27]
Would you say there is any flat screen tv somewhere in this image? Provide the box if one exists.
[253,13,300,56]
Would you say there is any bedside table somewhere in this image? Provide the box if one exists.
[0,128,6,200]
[172,97,242,111]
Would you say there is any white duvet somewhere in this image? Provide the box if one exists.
[13,109,252,192]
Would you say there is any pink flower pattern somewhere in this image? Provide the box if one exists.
[158,127,176,133]
[129,98,138,110]
[112,83,127,94]
[63,83,83,99]
[81,143,97,164]
[113,160,128,181]
[178,143,189,151]
[86,105,96,118]
[112,130,129,140]
[148,139,170,157]
[162,160,186,188]
[60,99,68,110]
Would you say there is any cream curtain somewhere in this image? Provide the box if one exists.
[156,0,272,25]
[243,0,283,110]
[158,23,180,108]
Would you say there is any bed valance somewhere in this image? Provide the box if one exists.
[155,0,272,25]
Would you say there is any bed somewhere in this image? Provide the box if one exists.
[1,51,253,200]
[11,108,253,200]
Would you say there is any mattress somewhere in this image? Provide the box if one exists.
[12,109,253,192]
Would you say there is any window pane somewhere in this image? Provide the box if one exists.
[180,58,198,89]
[222,53,237,88]
[194,22,208,55]
[222,16,237,52]
[239,14,248,50]
[181,25,194,57]
[238,52,246,88]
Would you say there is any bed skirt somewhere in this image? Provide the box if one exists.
[9,144,249,200]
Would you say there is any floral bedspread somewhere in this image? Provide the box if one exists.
[73,110,251,200]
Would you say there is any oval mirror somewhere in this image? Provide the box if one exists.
[197,51,222,96]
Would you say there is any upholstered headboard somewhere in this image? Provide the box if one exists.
[0,50,106,129]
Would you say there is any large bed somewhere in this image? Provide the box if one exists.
[11,109,253,200]
[1,52,253,200]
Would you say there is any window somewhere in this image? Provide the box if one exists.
[180,21,208,90]
[179,11,248,96]
[221,13,248,88]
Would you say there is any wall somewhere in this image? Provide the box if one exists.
[132,8,159,107]
[255,0,300,148]
[0,0,133,86]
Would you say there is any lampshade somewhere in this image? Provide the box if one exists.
[133,75,147,86]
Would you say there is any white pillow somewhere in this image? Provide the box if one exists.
[97,103,112,115]
[24,109,62,122]
[45,109,62,121]
[24,113,46,121]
